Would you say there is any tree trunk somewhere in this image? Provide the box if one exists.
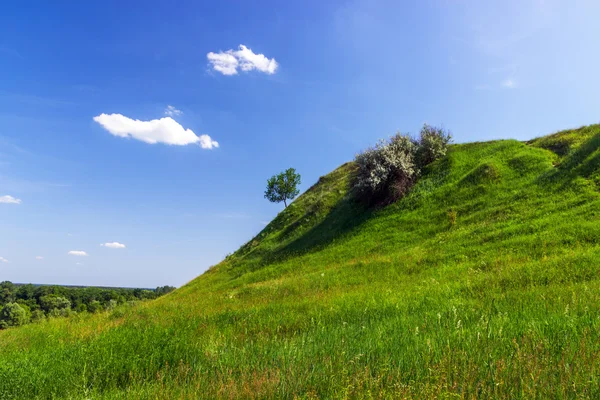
[283,198,287,208]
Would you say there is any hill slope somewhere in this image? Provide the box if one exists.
[2,125,600,398]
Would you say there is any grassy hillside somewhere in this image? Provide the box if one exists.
[2,125,600,399]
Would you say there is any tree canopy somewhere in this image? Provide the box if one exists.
[0,281,176,330]
[0,303,28,328]
[264,168,301,208]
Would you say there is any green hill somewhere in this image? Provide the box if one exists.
[2,124,600,399]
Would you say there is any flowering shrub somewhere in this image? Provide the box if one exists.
[416,124,452,169]
[354,133,418,205]
[354,125,451,205]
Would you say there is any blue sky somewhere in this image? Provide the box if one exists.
[1,0,599,287]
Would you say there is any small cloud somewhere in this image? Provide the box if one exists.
[76,262,84,266]
[101,242,126,249]
[207,45,278,76]
[35,256,44,260]
[93,113,219,148]
[165,105,182,116]
[68,250,88,256]
[0,257,8,263]
[0,195,21,204]
[502,79,517,89]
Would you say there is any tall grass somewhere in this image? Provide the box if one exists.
[2,125,600,399]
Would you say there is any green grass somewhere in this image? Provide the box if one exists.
[2,124,600,399]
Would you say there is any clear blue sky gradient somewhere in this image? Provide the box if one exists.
[1,0,599,287]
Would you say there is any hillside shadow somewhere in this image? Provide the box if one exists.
[559,132,600,171]
[538,131,600,189]
[257,194,374,266]
[281,196,373,255]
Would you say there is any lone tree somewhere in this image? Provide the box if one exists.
[0,302,29,329]
[264,168,301,208]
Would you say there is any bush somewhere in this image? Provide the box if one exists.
[106,299,118,311]
[30,309,46,322]
[416,124,452,169]
[88,300,102,313]
[354,133,418,205]
[48,307,73,318]
[75,303,87,313]
[39,295,71,312]
[354,125,451,206]
[0,302,29,328]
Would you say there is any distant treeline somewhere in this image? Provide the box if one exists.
[0,281,175,329]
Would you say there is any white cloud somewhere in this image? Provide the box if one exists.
[207,45,278,76]
[101,242,126,249]
[165,105,182,116]
[0,195,21,204]
[502,79,517,88]
[68,250,88,256]
[76,262,84,266]
[207,52,239,75]
[0,257,8,263]
[93,113,219,149]
[35,256,43,260]
[198,135,219,149]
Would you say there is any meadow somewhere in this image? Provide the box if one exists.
[1,125,600,399]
